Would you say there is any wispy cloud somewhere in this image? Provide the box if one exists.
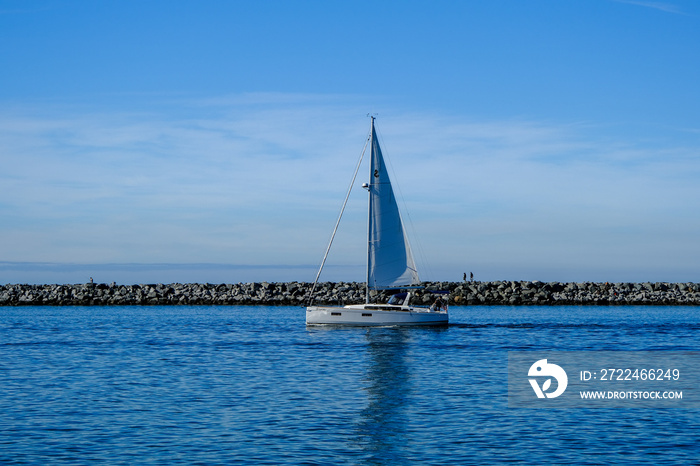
[613,0,685,15]
[1,93,699,283]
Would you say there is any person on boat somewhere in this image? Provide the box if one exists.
[431,297,447,312]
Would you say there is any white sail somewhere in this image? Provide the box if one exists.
[367,119,420,290]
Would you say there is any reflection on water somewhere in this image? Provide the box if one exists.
[355,328,412,464]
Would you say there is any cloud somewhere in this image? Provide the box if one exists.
[612,0,685,15]
[1,93,699,283]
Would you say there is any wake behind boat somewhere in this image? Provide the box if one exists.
[306,117,448,326]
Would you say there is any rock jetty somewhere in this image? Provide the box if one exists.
[1,281,699,306]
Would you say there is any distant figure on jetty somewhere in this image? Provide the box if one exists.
[470,272,474,282]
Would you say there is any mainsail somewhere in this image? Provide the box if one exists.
[367,118,420,290]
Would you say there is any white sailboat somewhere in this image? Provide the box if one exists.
[306,117,449,326]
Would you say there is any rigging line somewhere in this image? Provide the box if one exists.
[308,128,371,306]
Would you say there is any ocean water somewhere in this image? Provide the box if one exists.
[1,305,699,465]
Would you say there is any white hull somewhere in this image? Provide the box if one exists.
[306,304,448,326]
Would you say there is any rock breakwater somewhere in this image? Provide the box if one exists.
[1,281,699,306]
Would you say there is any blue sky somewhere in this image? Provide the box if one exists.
[1,0,699,284]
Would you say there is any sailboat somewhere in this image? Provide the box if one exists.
[306,117,449,326]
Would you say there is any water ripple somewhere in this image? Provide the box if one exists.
[0,305,698,464]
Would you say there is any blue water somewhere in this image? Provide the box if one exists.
[1,305,699,465]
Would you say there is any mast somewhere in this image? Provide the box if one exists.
[365,116,375,304]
